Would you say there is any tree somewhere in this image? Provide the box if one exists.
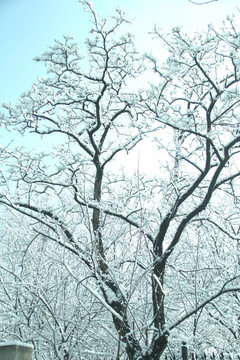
[0,1,240,359]
[0,212,113,360]
[0,214,119,360]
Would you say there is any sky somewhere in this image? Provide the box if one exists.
[1,0,240,105]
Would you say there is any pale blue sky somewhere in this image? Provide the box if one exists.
[0,0,240,104]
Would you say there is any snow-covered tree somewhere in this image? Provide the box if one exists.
[0,212,116,360]
[0,2,240,359]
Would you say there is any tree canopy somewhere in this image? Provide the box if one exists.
[0,1,239,359]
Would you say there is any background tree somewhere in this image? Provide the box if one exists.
[0,1,240,359]
[0,212,116,360]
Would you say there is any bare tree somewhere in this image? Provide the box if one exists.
[0,1,240,359]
